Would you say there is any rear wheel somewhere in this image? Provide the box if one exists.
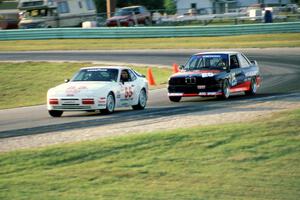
[128,20,134,27]
[218,79,230,99]
[245,78,257,96]
[132,89,147,110]
[48,110,63,117]
[169,96,181,102]
[100,93,115,114]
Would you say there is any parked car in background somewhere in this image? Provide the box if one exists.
[18,0,96,28]
[106,6,151,27]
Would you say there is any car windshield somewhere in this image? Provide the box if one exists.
[23,9,49,18]
[71,68,119,82]
[184,54,229,70]
[114,8,134,16]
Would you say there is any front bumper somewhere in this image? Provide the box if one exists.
[47,97,107,111]
[168,84,223,97]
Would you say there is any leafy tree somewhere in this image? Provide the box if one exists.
[164,0,176,14]
[93,0,107,13]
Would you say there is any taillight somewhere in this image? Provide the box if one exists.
[49,98,59,105]
[82,99,94,105]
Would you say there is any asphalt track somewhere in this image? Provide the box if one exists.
[0,49,299,138]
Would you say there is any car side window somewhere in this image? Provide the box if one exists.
[57,1,70,14]
[230,55,240,69]
[238,54,251,68]
[140,6,146,13]
[128,70,137,81]
[134,8,140,14]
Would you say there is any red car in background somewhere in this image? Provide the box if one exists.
[106,6,151,27]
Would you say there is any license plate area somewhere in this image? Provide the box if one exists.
[61,99,80,105]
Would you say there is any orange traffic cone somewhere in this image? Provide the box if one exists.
[173,63,179,73]
[147,68,156,86]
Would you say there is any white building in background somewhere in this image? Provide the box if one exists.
[176,0,291,14]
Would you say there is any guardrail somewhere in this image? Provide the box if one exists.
[0,22,299,40]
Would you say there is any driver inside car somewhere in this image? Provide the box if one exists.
[121,70,129,82]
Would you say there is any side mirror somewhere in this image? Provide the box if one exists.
[141,74,146,78]
[250,60,258,66]
[64,79,70,83]
[226,66,230,73]
[179,65,185,70]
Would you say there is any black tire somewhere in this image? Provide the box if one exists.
[218,79,230,99]
[100,92,115,114]
[128,20,134,27]
[169,96,181,102]
[144,18,151,26]
[48,110,63,117]
[245,78,257,96]
[132,89,147,110]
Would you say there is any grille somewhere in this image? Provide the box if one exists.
[53,106,92,110]
[169,77,217,86]
[61,98,79,100]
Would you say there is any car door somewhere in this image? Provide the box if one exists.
[238,53,255,81]
[119,69,139,106]
[229,54,245,87]
[134,7,143,24]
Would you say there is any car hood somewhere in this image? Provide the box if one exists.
[107,15,130,21]
[171,70,222,78]
[48,82,112,97]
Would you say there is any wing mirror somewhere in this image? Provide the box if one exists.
[250,60,258,66]
[64,79,70,83]
[179,65,185,70]
[226,66,230,73]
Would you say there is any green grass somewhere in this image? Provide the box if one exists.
[0,109,299,200]
[0,1,17,10]
[0,62,172,109]
[0,33,299,51]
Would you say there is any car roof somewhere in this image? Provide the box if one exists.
[122,6,142,9]
[194,51,240,56]
[80,66,131,70]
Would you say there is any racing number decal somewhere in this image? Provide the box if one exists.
[125,87,134,98]
[230,73,237,86]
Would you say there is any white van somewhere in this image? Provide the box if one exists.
[18,0,96,28]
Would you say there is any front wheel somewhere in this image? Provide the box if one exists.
[132,89,147,110]
[245,78,257,96]
[48,110,63,117]
[100,93,115,114]
[218,79,230,99]
[169,96,181,102]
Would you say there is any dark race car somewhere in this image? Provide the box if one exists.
[168,52,261,102]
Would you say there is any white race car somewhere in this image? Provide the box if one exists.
[47,66,148,117]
